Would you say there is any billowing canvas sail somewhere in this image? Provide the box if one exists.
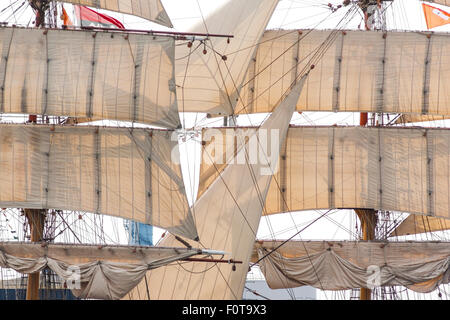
[0,27,180,128]
[60,0,173,27]
[0,124,198,240]
[390,215,450,237]
[235,29,450,117]
[126,76,307,300]
[199,126,450,220]
[175,0,279,115]
[0,242,201,299]
[255,241,450,293]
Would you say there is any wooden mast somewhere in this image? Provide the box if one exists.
[24,209,46,300]
[24,0,51,300]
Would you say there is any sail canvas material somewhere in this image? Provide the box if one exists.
[175,0,279,115]
[199,126,450,221]
[0,124,198,240]
[394,114,450,124]
[390,215,450,237]
[60,0,173,27]
[233,29,450,117]
[127,76,307,300]
[422,3,450,29]
[0,242,201,299]
[0,27,180,128]
[255,241,450,293]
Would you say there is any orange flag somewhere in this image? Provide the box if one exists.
[422,3,450,29]
[60,5,73,26]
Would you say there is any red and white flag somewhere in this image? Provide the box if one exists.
[422,3,450,29]
[75,6,125,29]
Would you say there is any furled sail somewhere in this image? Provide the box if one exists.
[234,29,450,117]
[0,27,180,128]
[199,126,450,220]
[254,240,450,293]
[390,215,450,237]
[175,0,279,115]
[127,75,308,300]
[0,124,198,240]
[0,242,201,299]
[59,0,173,27]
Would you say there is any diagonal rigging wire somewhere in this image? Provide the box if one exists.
[199,3,360,298]
[186,2,361,299]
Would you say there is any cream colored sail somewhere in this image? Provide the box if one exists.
[200,126,450,220]
[390,215,450,237]
[232,29,450,117]
[426,0,450,6]
[394,114,450,124]
[255,240,450,293]
[127,76,307,300]
[60,0,173,27]
[175,0,279,115]
[0,27,180,128]
[0,242,201,299]
[0,124,198,240]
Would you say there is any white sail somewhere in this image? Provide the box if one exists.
[199,126,450,221]
[390,215,450,237]
[59,0,173,27]
[232,29,450,117]
[126,76,308,300]
[0,27,180,128]
[0,124,198,240]
[175,0,279,115]
[255,240,450,293]
[0,242,201,299]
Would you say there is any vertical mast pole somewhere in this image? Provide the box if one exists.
[25,209,46,300]
[24,0,53,300]
[356,0,387,300]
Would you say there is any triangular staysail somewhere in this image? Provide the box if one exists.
[127,75,307,300]
[175,0,280,115]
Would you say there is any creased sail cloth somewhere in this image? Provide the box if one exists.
[0,27,180,128]
[0,242,201,299]
[126,76,308,300]
[235,29,450,117]
[394,114,450,124]
[175,0,279,115]
[59,0,173,27]
[255,241,450,293]
[0,124,198,240]
[199,126,450,221]
[390,215,450,237]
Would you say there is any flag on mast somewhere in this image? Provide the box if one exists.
[75,5,125,29]
[60,5,73,26]
[422,3,450,29]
